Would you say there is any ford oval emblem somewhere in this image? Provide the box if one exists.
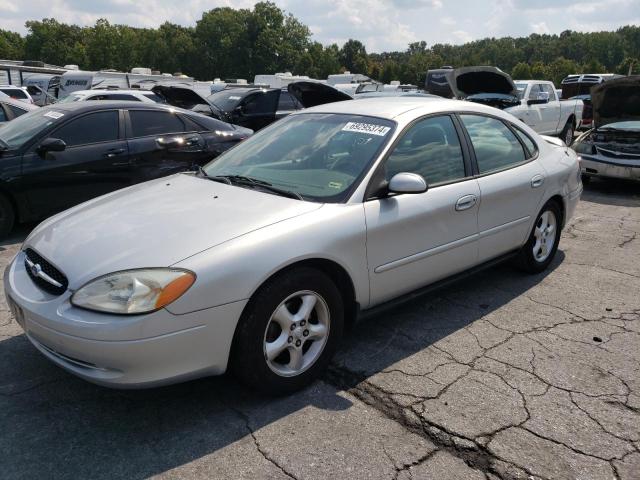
[31,263,42,277]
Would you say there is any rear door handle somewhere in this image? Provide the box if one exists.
[531,174,545,188]
[455,194,477,211]
[104,148,126,158]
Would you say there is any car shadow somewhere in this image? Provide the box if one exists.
[581,177,640,206]
[0,250,565,478]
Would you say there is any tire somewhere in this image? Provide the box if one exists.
[231,267,344,395]
[0,194,15,240]
[516,200,562,274]
[581,174,591,185]
[560,119,575,146]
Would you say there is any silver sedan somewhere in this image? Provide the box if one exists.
[5,97,582,394]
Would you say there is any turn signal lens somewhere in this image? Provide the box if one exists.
[71,269,196,315]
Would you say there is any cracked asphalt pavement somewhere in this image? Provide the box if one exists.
[1,179,639,480]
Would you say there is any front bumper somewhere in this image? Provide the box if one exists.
[4,251,247,388]
[580,155,640,182]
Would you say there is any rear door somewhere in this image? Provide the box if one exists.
[459,114,546,262]
[126,109,207,183]
[21,109,131,216]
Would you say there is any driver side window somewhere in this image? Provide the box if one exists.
[384,115,466,185]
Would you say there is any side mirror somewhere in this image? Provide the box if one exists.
[37,137,66,155]
[388,172,428,194]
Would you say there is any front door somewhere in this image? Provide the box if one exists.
[458,114,547,261]
[21,109,130,216]
[232,90,279,130]
[365,115,480,306]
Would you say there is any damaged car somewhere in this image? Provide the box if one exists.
[573,75,640,183]
[153,81,352,131]
[426,66,582,144]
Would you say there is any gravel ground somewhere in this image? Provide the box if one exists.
[1,178,639,480]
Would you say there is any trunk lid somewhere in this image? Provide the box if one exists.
[287,81,353,108]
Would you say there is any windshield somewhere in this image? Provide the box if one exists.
[203,113,396,202]
[599,121,640,132]
[206,90,246,111]
[515,83,527,99]
[0,108,65,149]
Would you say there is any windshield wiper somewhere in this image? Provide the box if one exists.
[215,174,304,200]
[197,166,233,185]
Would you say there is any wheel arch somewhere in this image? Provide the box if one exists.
[547,194,565,228]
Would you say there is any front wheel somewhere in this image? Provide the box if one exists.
[0,194,15,240]
[517,200,562,274]
[231,267,344,395]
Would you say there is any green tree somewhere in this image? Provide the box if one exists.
[339,39,368,73]
[0,30,25,60]
[511,62,531,79]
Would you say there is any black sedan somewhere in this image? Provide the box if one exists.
[0,101,251,237]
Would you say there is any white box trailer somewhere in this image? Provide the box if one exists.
[58,69,196,99]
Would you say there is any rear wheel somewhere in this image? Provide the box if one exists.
[232,267,344,395]
[560,119,575,146]
[517,200,562,274]
[0,194,15,240]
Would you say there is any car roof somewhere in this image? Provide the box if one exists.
[297,96,523,124]
[294,96,454,120]
[69,89,151,95]
[40,100,184,114]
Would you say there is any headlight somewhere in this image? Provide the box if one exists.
[573,142,595,155]
[71,268,195,314]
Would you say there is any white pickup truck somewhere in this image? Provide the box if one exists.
[426,67,583,145]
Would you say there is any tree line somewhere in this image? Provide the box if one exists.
[1,2,638,87]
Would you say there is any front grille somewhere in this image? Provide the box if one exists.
[24,248,68,296]
[596,147,640,160]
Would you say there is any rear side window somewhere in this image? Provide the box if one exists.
[461,115,526,174]
[385,115,466,185]
[7,103,28,118]
[277,92,299,111]
[53,111,119,146]
[512,127,538,158]
[129,110,186,137]
[0,88,28,99]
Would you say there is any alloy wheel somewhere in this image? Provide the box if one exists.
[532,210,557,263]
[263,290,330,377]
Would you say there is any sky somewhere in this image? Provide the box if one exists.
[1,0,639,52]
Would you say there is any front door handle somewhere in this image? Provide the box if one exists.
[531,174,545,188]
[455,194,477,211]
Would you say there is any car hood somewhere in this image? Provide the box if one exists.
[287,81,353,108]
[25,173,322,288]
[591,75,640,128]
[441,66,518,99]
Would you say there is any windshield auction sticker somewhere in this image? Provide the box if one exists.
[43,111,64,119]
[342,122,391,136]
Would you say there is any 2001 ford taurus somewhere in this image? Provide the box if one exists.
[5,97,582,394]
